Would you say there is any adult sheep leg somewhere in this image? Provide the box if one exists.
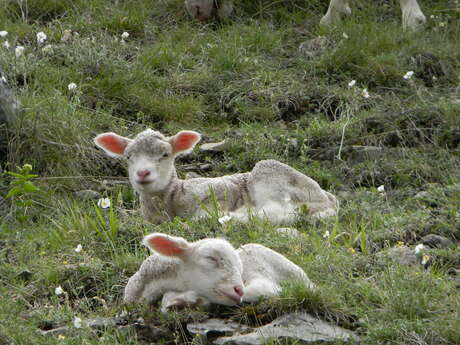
[400,0,425,29]
[320,0,351,26]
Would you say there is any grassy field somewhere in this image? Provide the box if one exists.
[1,0,459,344]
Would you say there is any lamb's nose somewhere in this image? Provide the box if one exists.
[137,169,151,179]
[234,286,244,298]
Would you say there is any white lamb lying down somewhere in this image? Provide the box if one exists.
[123,233,314,312]
[94,129,338,225]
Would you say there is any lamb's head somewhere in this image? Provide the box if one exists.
[144,233,245,306]
[94,129,201,194]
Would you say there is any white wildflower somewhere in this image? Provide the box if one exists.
[439,22,446,27]
[97,197,111,209]
[42,44,53,53]
[15,46,24,57]
[342,32,349,39]
[362,88,370,99]
[403,71,414,80]
[2,41,10,49]
[377,185,385,193]
[73,317,82,329]
[74,244,83,253]
[55,286,64,295]
[121,31,129,39]
[218,215,232,224]
[348,80,356,88]
[421,254,430,265]
[67,82,77,91]
[414,243,425,255]
[323,230,330,239]
[0,31,7,37]
[36,31,47,44]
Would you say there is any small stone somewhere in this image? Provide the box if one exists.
[186,172,201,179]
[16,269,33,281]
[86,316,127,330]
[377,246,418,266]
[187,319,252,343]
[414,191,432,199]
[298,36,332,60]
[345,145,384,162]
[200,140,229,153]
[199,163,213,171]
[421,234,453,249]
[39,326,71,336]
[74,190,101,200]
[224,129,244,138]
[275,228,301,238]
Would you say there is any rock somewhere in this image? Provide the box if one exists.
[275,227,301,238]
[39,326,71,336]
[200,163,213,171]
[186,171,201,179]
[187,319,252,343]
[85,316,127,329]
[377,246,418,266]
[213,312,359,345]
[224,129,244,138]
[16,269,33,281]
[344,146,384,162]
[414,191,432,199]
[200,140,229,153]
[298,36,332,60]
[421,234,453,249]
[0,70,20,126]
[74,189,101,200]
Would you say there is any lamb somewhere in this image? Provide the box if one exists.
[321,0,426,29]
[94,129,338,224]
[123,233,314,312]
[185,0,425,30]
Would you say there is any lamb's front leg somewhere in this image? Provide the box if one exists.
[320,0,351,26]
[140,195,171,224]
[400,0,425,30]
[160,291,210,313]
[242,277,281,303]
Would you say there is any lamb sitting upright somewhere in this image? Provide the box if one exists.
[94,129,338,224]
[123,233,314,312]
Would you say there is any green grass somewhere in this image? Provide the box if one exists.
[1,0,460,344]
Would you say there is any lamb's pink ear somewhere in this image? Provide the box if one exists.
[143,233,191,257]
[94,132,131,157]
[169,131,201,155]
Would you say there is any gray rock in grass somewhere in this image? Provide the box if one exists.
[213,312,359,344]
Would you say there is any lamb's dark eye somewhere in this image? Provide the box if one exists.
[161,153,170,159]
[206,256,219,265]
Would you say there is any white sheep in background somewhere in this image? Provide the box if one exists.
[185,0,425,30]
[94,129,338,224]
[321,0,426,29]
[123,233,314,312]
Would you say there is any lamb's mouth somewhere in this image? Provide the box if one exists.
[221,292,242,304]
[136,180,152,185]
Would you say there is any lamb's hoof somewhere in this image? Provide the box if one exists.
[319,7,351,27]
[403,11,426,30]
